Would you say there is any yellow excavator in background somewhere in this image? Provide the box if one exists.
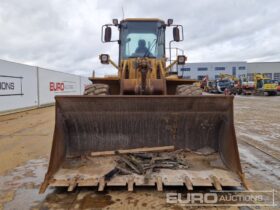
[254,73,277,96]
[40,18,246,193]
[219,73,239,81]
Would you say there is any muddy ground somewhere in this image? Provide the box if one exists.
[0,96,279,210]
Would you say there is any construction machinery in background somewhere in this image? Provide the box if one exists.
[40,18,246,193]
[216,73,278,96]
[200,75,208,89]
[201,76,222,94]
[237,74,254,95]
[218,73,242,95]
[241,80,255,95]
[254,73,277,96]
[272,79,280,93]
[203,74,239,95]
[219,73,238,81]
[204,80,219,93]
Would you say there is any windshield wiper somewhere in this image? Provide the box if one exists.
[143,27,162,57]
[143,39,156,57]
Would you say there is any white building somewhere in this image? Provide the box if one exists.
[247,62,280,81]
[177,62,247,80]
[178,61,280,81]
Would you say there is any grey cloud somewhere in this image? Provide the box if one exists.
[0,0,279,77]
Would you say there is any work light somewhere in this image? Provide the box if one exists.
[112,19,118,26]
[100,54,110,64]
[167,19,173,26]
[177,55,187,65]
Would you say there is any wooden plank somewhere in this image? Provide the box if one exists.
[211,176,222,191]
[127,177,134,192]
[91,146,175,157]
[184,176,193,191]
[98,178,105,191]
[156,176,163,191]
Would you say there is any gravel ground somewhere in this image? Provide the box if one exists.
[0,95,279,210]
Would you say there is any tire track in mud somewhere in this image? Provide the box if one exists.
[0,119,51,140]
[241,138,280,161]
[238,142,280,208]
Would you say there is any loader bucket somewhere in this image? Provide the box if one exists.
[40,95,245,193]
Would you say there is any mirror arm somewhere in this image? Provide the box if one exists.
[166,59,177,72]
[101,25,105,43]
[167,40,177,72]
[178,25,184,41]
[169,40,174,66]
[109,59,119,70]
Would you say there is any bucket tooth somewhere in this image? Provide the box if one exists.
[127,176,134,192]
[156,176,163,191]
[184,176,193,191]
[211,176,222,191]
[67,182,77,192]
[98,178,105,192]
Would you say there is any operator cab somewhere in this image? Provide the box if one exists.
[100,18,184,67]
[119,20,165,59]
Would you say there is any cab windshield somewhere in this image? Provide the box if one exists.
[263,79,272,84]
[218,80,231,86]
[120,21,165,59]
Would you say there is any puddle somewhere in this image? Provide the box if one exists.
[0,157,53,210]
[0,158,117,210]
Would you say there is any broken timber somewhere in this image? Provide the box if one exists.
[91,146,175,157]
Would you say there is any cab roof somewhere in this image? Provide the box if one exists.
[120,18,165,24]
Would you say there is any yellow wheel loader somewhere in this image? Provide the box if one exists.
[40,18,246,193]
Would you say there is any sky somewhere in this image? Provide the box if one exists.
[0,0,280,77]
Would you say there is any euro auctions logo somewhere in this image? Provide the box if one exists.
[49,82,64,91]
[167,192,218,204]
[166,190,276,207]
[0,75,23,96]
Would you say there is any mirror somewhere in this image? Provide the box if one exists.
[104,27,112,42]
[173,27,180,42]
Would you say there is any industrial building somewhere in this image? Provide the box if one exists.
[247,62,280,81]
[178,61,280,81]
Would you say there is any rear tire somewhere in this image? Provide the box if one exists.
[176,85,203,96]
[84,84,109,95]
